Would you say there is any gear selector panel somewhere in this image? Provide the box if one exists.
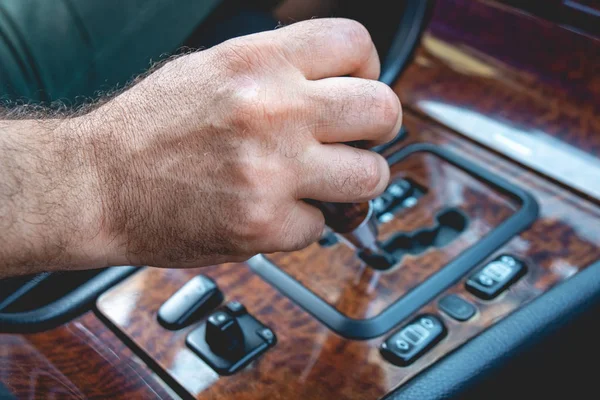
[252,144,538,338]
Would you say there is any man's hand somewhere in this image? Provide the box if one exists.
[0,18,402,276]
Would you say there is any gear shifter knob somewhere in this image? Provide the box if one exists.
[312,200,396,270]
[307,141,396,269]
[313,201,378,249]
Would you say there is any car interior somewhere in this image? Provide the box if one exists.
[1,0,599,399]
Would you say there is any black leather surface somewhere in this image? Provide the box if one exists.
[385,259,600,400]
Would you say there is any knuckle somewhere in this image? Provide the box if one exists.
[377,84,402,131]
[234,161,287,247]
[217,35,280,77]
[241,158,278,192]
[356,154,384,197]
[329,150,385,199]
[218,38,261,73]
[338,19,373,70]
[338,19,372,51]
[228,92,261,131]
[226,80,292,132]
[226,85,271,132]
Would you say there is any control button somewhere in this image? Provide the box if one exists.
[225,301,247,316]
[206,310,245,358]
[402,197,418,208]
[381,314,446,366]
[372,195,393,214]
[379,212,395,223]
[187,303,277,375]
[157,275,223,330]
[394,339,410,352]
[438,294,476,321]
[256,327,275,344]
[477,274,495,287]
[373,177,426,223]
[466,255,526,300]
[373,181,410,220]
[387,180,412,199]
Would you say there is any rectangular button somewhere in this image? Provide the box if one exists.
[438,294,476,321]
[157,275,223,330]
[466,255,526,300]
[380,314,446,366]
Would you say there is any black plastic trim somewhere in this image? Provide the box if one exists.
[371,126,408,154]
[385,258,600,400]
[248,143,539,339]
[379,0,433,86]
[0,266,138,333]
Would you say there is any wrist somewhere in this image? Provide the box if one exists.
[61,113,129,269]
[0,116,116,275]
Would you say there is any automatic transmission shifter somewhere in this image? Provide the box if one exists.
[313,201,396,270]
[307,139,398,270]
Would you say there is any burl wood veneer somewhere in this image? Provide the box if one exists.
[394,0,600,200]
[0,312,171,399]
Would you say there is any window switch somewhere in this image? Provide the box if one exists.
[466,255,526,300]
[380,314,446,366]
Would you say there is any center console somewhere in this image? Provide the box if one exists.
[96,107,600,399]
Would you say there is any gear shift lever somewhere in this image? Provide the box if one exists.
[307,139,399,270]
[312,200,396,270]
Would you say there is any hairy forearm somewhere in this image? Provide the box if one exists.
[0,115,107,277]
[0,19,400,277]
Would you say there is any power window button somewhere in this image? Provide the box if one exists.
[466,255,526,299]
[381,314,446,366]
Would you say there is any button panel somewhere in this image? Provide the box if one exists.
[157,275,223,330]
[438,294,476,321]
[187,303,276,375]
[380,314,446,366]
[372,178,426,224]
[466,255,526,299]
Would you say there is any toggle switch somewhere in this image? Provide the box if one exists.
[205,310,245,358]
[187,302,277,375]
[381,314,446,366]
[466,255,526,299]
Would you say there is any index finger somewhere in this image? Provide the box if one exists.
[269,18,380,80]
